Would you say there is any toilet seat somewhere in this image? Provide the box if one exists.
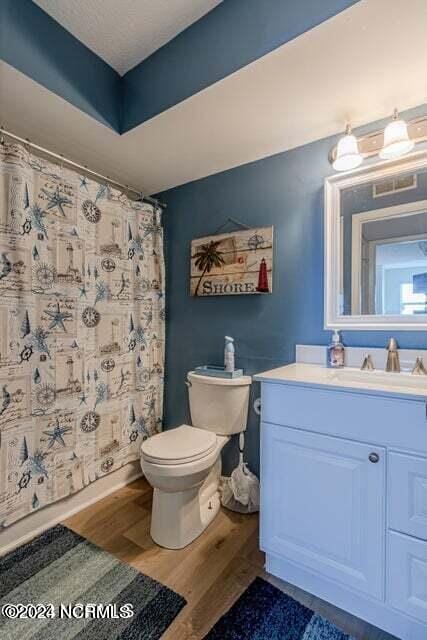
[141,424,217,465]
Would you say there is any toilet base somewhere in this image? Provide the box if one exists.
[150,459,222,549]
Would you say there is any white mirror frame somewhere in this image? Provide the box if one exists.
[324,149,427,331]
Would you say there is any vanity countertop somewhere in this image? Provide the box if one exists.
[254,362,427,400]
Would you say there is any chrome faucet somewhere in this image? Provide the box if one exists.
[385,338,400,372]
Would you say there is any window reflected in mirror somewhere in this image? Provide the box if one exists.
[339,167,427,317]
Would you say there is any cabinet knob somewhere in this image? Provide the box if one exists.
[368,452,380,463]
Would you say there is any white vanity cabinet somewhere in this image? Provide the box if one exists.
[256,366,427,640]
[261,424,386,600]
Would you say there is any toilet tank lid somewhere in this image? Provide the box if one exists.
[188,372,252,386]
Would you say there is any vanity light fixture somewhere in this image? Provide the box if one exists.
[332,124,363,172]
[330,111,426,172]
[379,109,414,160]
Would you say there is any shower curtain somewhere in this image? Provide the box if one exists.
[0,141,165,527]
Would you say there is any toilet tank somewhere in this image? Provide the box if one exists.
[187,372,252,436]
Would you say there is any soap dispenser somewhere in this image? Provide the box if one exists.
[327,330,345,368]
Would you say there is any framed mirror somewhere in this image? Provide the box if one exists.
[325,150,427,330]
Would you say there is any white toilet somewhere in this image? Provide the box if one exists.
[140,371,252,549]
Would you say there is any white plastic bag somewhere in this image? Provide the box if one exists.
[220,434,259,513]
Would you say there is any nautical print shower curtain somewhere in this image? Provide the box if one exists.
[0,141,165,527]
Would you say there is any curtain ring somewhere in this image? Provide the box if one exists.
[24,137,31,160]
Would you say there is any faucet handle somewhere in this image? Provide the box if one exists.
[412,357,427,375]
[361,354,374,371]
[386,337,398,351]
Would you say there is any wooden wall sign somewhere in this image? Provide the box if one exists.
[190,226,273,296]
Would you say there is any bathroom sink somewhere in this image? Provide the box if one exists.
[255,363,427,398]
[328,368,427,391]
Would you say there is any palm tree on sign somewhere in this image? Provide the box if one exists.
[193,240,225,296]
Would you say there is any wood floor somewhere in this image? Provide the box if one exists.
[64,478,398,640]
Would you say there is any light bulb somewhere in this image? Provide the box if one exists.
[332,125,363,171]
[379,109,414,160]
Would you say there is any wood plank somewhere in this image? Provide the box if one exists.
[64,479,150,544]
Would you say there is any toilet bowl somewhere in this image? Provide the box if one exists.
[141,425,229,548]
[141,371,252,549]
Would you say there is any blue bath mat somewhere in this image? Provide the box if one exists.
[0,524,186,639]
[204,577,355,639]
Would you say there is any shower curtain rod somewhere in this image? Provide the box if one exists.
[0,126,166,210]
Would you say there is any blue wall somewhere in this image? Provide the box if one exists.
[0,0,121,130]
[160,105,427,476]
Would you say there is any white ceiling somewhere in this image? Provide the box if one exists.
[3,0,427,195]
[33,0,222,75]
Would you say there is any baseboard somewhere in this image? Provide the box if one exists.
[0,462,142,557]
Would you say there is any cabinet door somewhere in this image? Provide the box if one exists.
[388,452,427,541]
[261,423,386,599]
[388,531,427,623]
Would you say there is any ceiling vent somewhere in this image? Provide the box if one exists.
[373,174,417,198]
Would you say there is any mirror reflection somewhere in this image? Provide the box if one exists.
[340,167,427,316]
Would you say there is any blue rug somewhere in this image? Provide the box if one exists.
[204,577,355,639]
[0,524,186,639]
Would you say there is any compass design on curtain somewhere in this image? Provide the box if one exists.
[82,306,100,327]
[82,200,101,223]
[33,263,56,290]
[80,411,101,433]
[35,383,56,411]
